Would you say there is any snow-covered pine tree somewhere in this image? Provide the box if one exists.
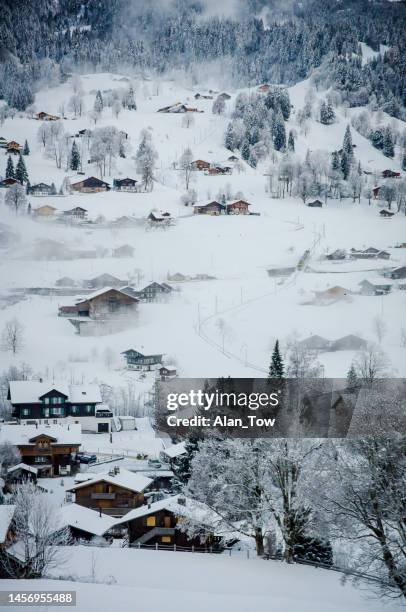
[241,139,250,161]
[123,85,136,110]
[383,128,394,158]
[225,122,235,150]
[268,340,285,379]
[172,436,200,490]
[370,128,384,150]
[70,140,80,171]
[23,139,30,156]
[15,154,28,184]
[331,151,340,172]
[287,130,295,152]
[346,363,359,392]
[94,90,103,113]
[272,109,286,151]
[343,125,354,160]
[5,155,15,179]
[320,100,335,125]
[212,96,226,115]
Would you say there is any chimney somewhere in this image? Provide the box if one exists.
[99,507,102,517]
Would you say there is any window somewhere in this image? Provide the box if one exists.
[85,405,92,414]
[22,408,30,417]
[71,406,78,414]
[161,536,171,543]
[51,407,64,416]
[43,408,49,418]
[44,398,50,405]
[146,516,156,527]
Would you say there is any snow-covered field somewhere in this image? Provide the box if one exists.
[2,546,402,612]
[0,71,405,391]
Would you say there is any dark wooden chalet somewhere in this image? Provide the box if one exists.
[382,170,400,178]
[136,282,172,302]
[57,504,117,542]
[148,212,172,224]
[66,467,152,517]
[387,266,406,279]
[27,183,54,196]
[0,178,18,188]
[6,141,22,154]
[0,424,81,477]
[159,366,177,380]
[86,273,127,289]
[193,201,225,215]
[191,160,210,171]
[58,288,139,319]
[207,166,232,175]
[63,206,88,219]
[71,176,110,193]
[113,177,138,191]
[122,349,163,371]
[114,495,223,550]
[359,279,392,296]
[6,463,38,486]
[307,200,323,207]
[8,381,102,422]
[226,199,250,214]
[380,209,394,217]
[35,112,60,121]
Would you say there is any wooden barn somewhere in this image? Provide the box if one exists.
[193,201,225,215]
[59,287,139,319]
[113,177,139,192]
[71,176,110,193]
[226,199,250,215]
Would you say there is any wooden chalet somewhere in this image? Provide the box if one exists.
[218,92,231,100]
[207,165,232,176]
[0,424,81,477]
[193,201,225,215]
[167,272,187,282]
[112,244,135,258]
[6,141,22,155]
[226,199,250,214]
[136,282,173,302]
[379,209,394,218]
[59,287,139,319]
[194,93,213,100]
[122,349,163,371]
[299,335,331,351]
[307,199,323,207]
[359,279,392,296]
[86,273,127,289]
[0,178,18,188]
[6,463,38,485]
[66,467,152,517]
[382,170,400,178]
[56,504,116,542]
[35,111,60,121]
[114,495,224,550]
[148,211,172,224]
[71,176,110,193]
[227,155,239,162]
[314,286,350,303]
[63,206,88,220]
[372,186,381,199]
[386,266,406,280]
[159,366,177,380]
[27,183,54,196]
[113,177,139,192]
[326,249,346,261]
[34,205,57,217]
[191,159,210,171]
[330,335,368,351]
[350,247,390,260]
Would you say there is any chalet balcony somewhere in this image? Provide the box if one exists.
[91,492,116,500]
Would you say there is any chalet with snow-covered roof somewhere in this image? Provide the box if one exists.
[299,335,331,351]
[372,186,381,198]
[113,177,139,192]
[314,286,350,303]
[0,424,81,477]
[307,200,323,208]
[6,463,38,485]
[159,366,178,381]
[386,266,406,280]
[148,211,172,224]
[218,92,231,101]
[33,204,57,217]
[6,141,22,154]
[35,111,60,121]
[326,249,347,260]
[58,287,139,319]
[330,335,368,351]
[63,206,88,219]
[66,467,153,517]
[122,349,163,371]
[191,159,210,171]
[167,272,188,282]
[54,504,117,542]
[86,273,127,289]
[382,170,400,179]
[359,279,392,296]
[0,178,18,188]
[350,247,390,260]
[27,182,54,196]
[379,209,394,218]
[114,495,225,549]
[226,199,250,214]
[193,201,225,215]
[207,165,232,176]
[71,176,110,193]
[136,282,173,302]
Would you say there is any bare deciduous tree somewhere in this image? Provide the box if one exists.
[1,318,25,354]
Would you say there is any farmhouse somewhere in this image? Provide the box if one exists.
[380,209,394,218]
[382,169,400,178]
[71,176,110,193]
[307,200,323,207]
[7,380,112,433]
[299,335,331,351]
[350,247,390,260]
[326,249,346,260]
[0,178,18,188]
[386,266,406,280]
[226,199,251,215]
[193,201,225,215]
[33,205,57,217]
[63,206,88,220]
[191,159,210,171]
[359,279,392,295]
[6,141,22,154]
[66,467,153,517]
[114,495,224,549]
[330,335,368,351]
[58,287,139,319]
[0,424,81,477]
[112,244,135,258]
[35,111,60,121]
[122,349,163,371]
[27,183,54,196]
[159,366,178,380]
[160,442,186,465]
[86,273,127,289]
[55,504,117,542]
[7,463,38,485]
[113,177,139,191]
[136,282,173,302]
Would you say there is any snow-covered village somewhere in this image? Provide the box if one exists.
[0,1,405,610]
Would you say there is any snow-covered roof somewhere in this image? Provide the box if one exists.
[162,441,187,459]
[66,468,152,494]
[8,381,102,405]
[57,504,116,537]
[0,424,82,446]
[0,505,15,544]
[7,463,38,475]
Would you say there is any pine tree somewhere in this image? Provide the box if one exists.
[346,363,358,392]
[287,130,295,152]
[225,122,235,150]
[241,139,250,161]
[5,155,15,179]
[341,151,351,180]
[331,151,340,172]
[23,139,30,156]
[268,340,284,379]
[272,109,286,151]
[370,129,384,150]
[15,154,28,184]
[70,140,80,171]
[94,90,103,113]
[320,101,335,125]
[123,86,136,110]
[343,125,354,161]
[383,128,394,158]
[172,436,200,491]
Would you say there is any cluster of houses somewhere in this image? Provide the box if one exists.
[191,158,235,175]
[326,246,391,261]
[299,334,368,352]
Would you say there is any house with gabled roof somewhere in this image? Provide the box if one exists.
[122,349,163,371]
[71,176,110,193]
[193,201,225,216]
[113,177,139,192]
[59,287,139,319]
[27,183,55,196]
